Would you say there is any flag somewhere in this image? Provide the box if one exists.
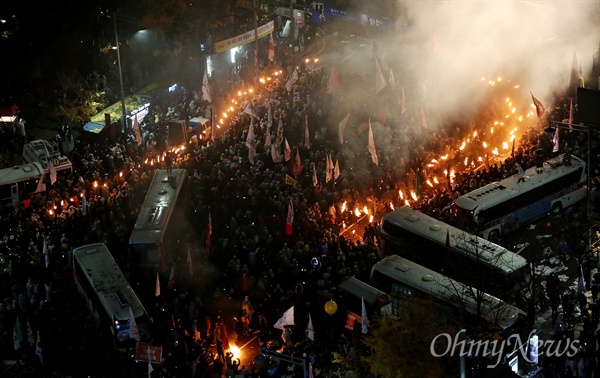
[400,86,407,114]
[13,316,23,350]
[375,58,386,94]
[276,118,284,146]
[285,69,298,92]
[202,70,212,103]
[271,143,282,163]
[243,103,259,119]
[265,104,272,146]
[205,211,212,252]
[388,69,395,88]
[129,306,140,341]
[530,92,545,118]
[511,138,515,159]
[292,149,302,175]
[334,159,340,180]
[168,265,175,289]
[380,52,389,74]
[368,119,379,166]
[155,272,161,297]
[578,264,586,293]
[361,297,368,334]
[568,98,573,129]
[274,306,295,329]
[312,162,318,187]
[325,154,332,183]
[338,113,349,145]
[246,119,256,165]
[27,318,34,345]
[286,199,294,235]
[220,323,229,349]
[579,63,585,88]
[211,107,216,143]
[133,116,142,146]
[45,146,57,185]
[419,103,428,129]
[268,32,275,62]
[552,126,559,153]
[35,331,43,366]
[81,191,87,216]
[284,138,291,162]
[187,246,193,276]
[484,154,490,172]
[43,236,49,268]
[328,67,340,94]
[307,313,315,341]
[304,115,310,149]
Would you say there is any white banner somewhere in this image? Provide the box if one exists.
[214,20,275,53]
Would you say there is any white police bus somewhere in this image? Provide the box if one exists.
[0,162,46,205]
[379,207,529,303]
[451,153,586,240]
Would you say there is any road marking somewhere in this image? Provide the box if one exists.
[239,335,257,350]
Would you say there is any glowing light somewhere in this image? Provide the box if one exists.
[426,179,433,187]
[482,142,488,148]
[354,208,361,217]
[229,345,240,359]
[363,206,369,215]
[410,191,417,201]
[502,142,508,150]
[433,177,439,184]
[93,181,98,188]
[464,157,468,166]
[119,172,123,177]
[369,215,374,223]
[398,190,404,200]
[492,148,499,155]
[341,201,347,213]
[459,142,466,151]
[390,203,395,210]
[404,200,411,207]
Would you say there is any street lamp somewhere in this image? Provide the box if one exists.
[113,12,127,135]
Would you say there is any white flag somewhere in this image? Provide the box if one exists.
[307,313,315,341]
[129,306,141,341]
[284,138,291,162]
[147,345,154,377]
[552,126,560,153]
[361,297,369,334]
[268,32,275,62]
[43,236,49,269]
[334,159,340,180]
[325,154,332,183]
[419,103,428,129]
[328,67,340,94]
[202,71,212,103]
[13,316,22,350]
[389,68,395,88]
[375,58,387,94]
[45,146,57,185]
[285,69,299,92]
[312,162,318,187]
[274,306,295,329]
[368,119,379,166]
[81,191,87,216]
[275,118,284,146]
[265,104,273,146]
[243,103,258,119]
[35,331,43,365]
[27,319,35,345]
[401,86,407,114]
[246,119,256,165]
[338,113,349,145]
[271,143,282,163]
[133,117,142,146]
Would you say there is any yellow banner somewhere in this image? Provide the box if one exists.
[285,174,297,187]
[214,20,275,53]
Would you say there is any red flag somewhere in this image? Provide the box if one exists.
[284,138,291,162]
[530,92,545,118]
[334,159,340,180]
[220,322,229,348]
[202,70,212,103]
[375,58,386,94]
[205,212,212,251]
[292,149,302,175]
[568,98,573,129]
[400,87,407,114]
[338,113,349,145]
[268,32,275,62]
[155,272,161,297]
[168,265,175,289]
[133,116,142,146]
[511,138,515,159]
[325,154,332,183]
[304,115,310,149]
[286,199,294,235]
[271,143,282,163]
[484,154,490,172]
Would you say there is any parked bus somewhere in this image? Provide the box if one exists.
[0,162,46,205]
[71,243,151,352]
[451,153,586,240]
[379,207,529,302]
[22,139,73,176]
[129,168,189,273]
[370,255,526,330]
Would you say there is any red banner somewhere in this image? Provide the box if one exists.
[135,342,162,364]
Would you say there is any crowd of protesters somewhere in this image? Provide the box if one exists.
[1,42,600,378]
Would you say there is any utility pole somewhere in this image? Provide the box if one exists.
[253,0,259,83]
[113,12,127,135]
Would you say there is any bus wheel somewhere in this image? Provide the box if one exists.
[488,230,500,242]
[551,202,562,215]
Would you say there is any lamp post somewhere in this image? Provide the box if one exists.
[113,13,127,134]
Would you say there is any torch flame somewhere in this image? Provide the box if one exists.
[354,208,361,217]
[341,201,347,213]
[426,180,433,187]
[363,206,369,215]
[369,215,374,223]
[410,191,417,201]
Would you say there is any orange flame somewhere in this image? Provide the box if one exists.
[341,201,347,213]
[354,208,361,217]
[410,191,417,201]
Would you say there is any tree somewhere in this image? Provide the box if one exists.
[331,295,449,378]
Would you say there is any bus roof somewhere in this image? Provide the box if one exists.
[72,243,145,320]
[0,162,44,185]
[381,207,528,274]
[338,277,388,306]
[371,255,525,329]
[454,153,584,212]
[129,169,188,245]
